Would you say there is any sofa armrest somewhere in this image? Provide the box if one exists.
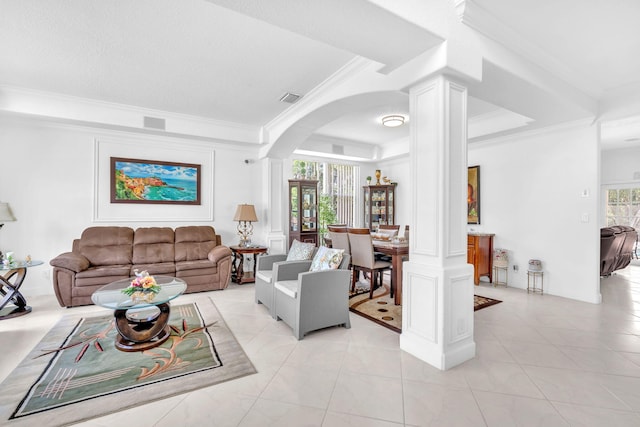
[273,260,313,281]
[50,252,90,273]
[256,254,287,271]
[208,245,232,263]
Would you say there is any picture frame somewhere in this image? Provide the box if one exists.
[468,165,480,224]
[110,157,201,205]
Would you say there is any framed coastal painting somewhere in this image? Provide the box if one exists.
[110,157,201,205]
[468,165,480,224]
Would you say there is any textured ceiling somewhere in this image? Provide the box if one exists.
[0,0,354,126]
[0,0,639,150]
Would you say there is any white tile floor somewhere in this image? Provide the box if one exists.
[3,266,640,426]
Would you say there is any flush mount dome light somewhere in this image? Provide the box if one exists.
[381,115,405,127]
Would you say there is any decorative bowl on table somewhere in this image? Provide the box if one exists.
[121,270,161,303]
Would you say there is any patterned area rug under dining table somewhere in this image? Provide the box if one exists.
[349,281,503,333]
[0,297,256,427]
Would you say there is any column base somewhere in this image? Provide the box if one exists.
[400,261,475,370]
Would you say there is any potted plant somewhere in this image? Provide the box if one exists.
[366,176,372,185]
[318,194,338,239]
[299,161,306,178]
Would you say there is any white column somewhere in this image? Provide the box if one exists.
[400,74,475,370]
[263,158,288,254]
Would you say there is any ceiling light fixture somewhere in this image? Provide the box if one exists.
[381,115,405,127]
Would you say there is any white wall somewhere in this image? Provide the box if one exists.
[0,115,262,296]
[468,121,601,303]
[601,147,640,185]
[375,155,411,227]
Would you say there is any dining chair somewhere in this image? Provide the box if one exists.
[328,224,356,282]
[347,228,392,298]
[328,225,350,255]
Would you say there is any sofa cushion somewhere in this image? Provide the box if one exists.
[175,259,217,272]
[133,227,175,264]
[274,280,299,299]
[75,265,132,281]
[175,226,217,261]
[131,262,176,276]
[79,227,134,266]
[309,246,344,271]
[256,270,273,283]
[286,239,315,261]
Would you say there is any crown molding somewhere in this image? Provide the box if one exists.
[469,117,595,149]
[468,107,532,139]
[0,85,261,143]
[455,0,602,100]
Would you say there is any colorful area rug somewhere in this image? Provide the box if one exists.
[474,295,502,311]
[0,297,255,427]
[350,281,503,333]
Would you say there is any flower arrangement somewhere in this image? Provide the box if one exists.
[122,270,161,302]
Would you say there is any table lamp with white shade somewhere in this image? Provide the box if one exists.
[0,202,16,260]
[233,204,258,247]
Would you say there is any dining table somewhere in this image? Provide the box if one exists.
[372,239,409,305]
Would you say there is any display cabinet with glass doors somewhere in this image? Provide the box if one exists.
[289,179,319,246]
[363,184,396,230]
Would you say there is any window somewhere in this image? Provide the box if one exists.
[606,187,640,227]
[293,160,359,234]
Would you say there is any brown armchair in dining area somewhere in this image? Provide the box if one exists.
[347,228,392,298]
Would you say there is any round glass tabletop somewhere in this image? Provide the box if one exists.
[0,260,44,271]
[91,275,187,310]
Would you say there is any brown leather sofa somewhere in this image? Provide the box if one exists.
[600,226,637,276]
[50,226,233,307]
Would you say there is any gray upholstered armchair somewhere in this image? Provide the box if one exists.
[273,254,351,340]
[254,253,288,318]
[254,240,317,318]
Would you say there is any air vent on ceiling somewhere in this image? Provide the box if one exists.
[332,144,344,155]
[143,116,166,130]
[279,92,302,104]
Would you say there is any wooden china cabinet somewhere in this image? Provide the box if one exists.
[467,233,494,285]
[288,179,319,246]
[363,184,396,230]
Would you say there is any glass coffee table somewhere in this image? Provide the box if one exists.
[91,276,187,352]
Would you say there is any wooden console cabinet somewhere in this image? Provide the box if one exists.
[467,233,494,285]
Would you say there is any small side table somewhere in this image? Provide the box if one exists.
[0,260,43,319]
[493,266,508,287]
[230,245,268,284]
[527,270,544,294]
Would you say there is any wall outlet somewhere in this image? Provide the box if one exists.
[513,265,519,272]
